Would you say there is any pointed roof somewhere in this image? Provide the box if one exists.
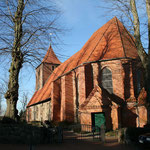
[42,45,61,64]
[27,17,139,107]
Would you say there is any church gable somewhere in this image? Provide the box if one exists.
[80,85,111,110]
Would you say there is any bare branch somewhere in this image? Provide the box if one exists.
[146,0,150,54]
[130,0,148,67]
[0,0,64,120]
[6,0,15,22]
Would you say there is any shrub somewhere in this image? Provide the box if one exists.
[126,127,150,143]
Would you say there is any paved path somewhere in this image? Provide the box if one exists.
[0,140,148,150]
[0,131,149,150]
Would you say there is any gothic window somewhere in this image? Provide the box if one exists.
[76,76,79,107]
[136,69,142,94]
[34,106,36,121]
[85,64,94,98]
[52,65,55,71]
[100,67,113,94]
[36,106,38,120]
[37,70,40,90]
[48,101,51,121]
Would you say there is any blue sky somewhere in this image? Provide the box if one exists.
[21,0,112,105]
[0,0,115,112]
[54,0,111,58]
[0,0,136,112]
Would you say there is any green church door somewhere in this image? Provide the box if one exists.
[92,112,105,128]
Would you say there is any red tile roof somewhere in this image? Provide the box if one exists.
[27,17,139,107]
[42,45,61,64]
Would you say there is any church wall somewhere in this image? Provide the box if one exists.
[29,106,34,121]
[78,59,144,130]
[36,104,41,121]
[60,76,66,121]
[85,64,94,98]
[92,60,125,99]
[79,88,113,130]
[26,100,51,122]
[28,59,146,129]
[79,60,124,130]
[78,66,86,106]
[36,63,60,91]
[122,103,137,127]
[35,64,43,91]
[51,79,61,121]
[100,60,125,99]
[60,72,75,122]
[111,105,119,130]
[39,101,51,121]
[65,73,74,122]
[136,105,147,127]
[72,69,80,123]
[27,17,148,129]
[122,60,136,100]
[121,60,147,128]
[36,64,43,91]
[26,107,31,122]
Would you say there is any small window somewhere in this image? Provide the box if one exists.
[36,106,38,119]
[136,70,141,94]
[52,65,55,70]
[100,67,113,94]
[34,106,36,121]
[37,70,40,90]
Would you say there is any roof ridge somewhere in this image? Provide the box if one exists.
[115,17,127,58]
[86,18,116,62]
[121,22,136,47]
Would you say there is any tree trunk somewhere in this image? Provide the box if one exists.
[130,0,150,123]
[4,54,23,121]
[5,99,18,120]
[145,63,150,103]
[3,0,24,121]
[146,0,150,105]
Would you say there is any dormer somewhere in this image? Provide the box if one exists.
[36,45,61,91]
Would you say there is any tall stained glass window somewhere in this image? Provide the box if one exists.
[101,67,113,94]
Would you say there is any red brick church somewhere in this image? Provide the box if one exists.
[26,17,147,130]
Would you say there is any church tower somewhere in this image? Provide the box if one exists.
[35,45,61,91]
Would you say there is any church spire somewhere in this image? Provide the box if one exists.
[42,44,61,64]
[35,44,61,91]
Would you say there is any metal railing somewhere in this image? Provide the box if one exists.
[63,124,101,141]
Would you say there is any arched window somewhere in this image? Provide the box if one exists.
[52,65,55,71]
[136,69,142,94]
[100,67,113,94]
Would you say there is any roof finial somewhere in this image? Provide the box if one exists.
[49,33,53,47]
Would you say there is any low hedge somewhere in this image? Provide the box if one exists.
[0,122,59,144]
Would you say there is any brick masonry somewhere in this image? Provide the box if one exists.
[26,18,148,129]
[27,58,147,130]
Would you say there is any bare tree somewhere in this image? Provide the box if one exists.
[0,77,8,116]
[20,92,28,112]
[0,95,3,116]
[19,92,28,121]
[100,0,150,106]
[0,0,63,121]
